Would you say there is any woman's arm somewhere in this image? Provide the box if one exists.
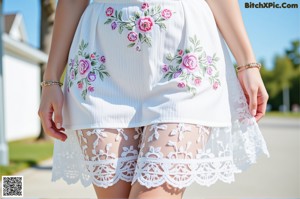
[205,0,269,122]
[44,0,90,80]
[38,0,89,141]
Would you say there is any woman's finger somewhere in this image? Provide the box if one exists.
[248,86,258,116]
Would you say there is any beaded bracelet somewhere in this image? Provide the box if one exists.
[40,80,63,87]
[236,62,262,72]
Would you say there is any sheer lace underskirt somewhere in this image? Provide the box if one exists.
[51,118,270,189]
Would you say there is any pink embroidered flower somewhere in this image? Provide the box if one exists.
[178,50,183,56]
[161,9,172,19]
[207,56,213,64]
[70,69,75,80]
[177,82,185,88]
[194,78,201,86]
[137,16,154,32]
[182,53,198,71]
[79,59,91,77]
[141,3,149,10]
[77,82,83,89]
[90,53,95,59]
[100,56,106,63]
[161,64,169,73]
[206,67,213,75]
[111,21,117,30]
[88,72,96,82]
[88,86,94,92]
[106,7,114,16]
[173,69,182,78]
[127,31,138,42]
[213,82,219,90]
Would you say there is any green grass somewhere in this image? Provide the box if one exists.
[0,137,54,178]
[266,111,300,118]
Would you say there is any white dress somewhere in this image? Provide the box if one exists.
[51,0,270,189]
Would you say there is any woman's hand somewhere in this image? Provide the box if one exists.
[38,86,67,141]
[237,68,269,122]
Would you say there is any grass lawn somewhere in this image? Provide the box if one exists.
[266,111,300,118]
[0,137,54,178]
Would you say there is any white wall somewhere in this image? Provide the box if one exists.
[3,53,41,141]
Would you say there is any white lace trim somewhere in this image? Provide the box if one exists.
[51,71,270,189]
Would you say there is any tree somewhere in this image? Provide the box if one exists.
[36,0,56,140]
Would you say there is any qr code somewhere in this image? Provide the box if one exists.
[1,176,23,197]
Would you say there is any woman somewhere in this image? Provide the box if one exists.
[38,0,270,198]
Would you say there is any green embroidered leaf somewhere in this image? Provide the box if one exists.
[102,71,110,77]
[134,12,140,19]
[127,43,135,48]
[138,33,143,42]
[82,89,87,100]
[118,11,123,20]
[70,81,73,87]
[185,49,191,54]
[104,18,113,24]
[98,71,104,81]
[115,10,118,18]
[118,24,124,34]
[176,58,182,64]
[85,54,89,59]
[157,23,166,30]
[91,61,96,66]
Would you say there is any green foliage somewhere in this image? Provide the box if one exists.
[0,138,54,177]
[260,39,300,110]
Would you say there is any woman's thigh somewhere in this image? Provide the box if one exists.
[129,122,212,199]
[75,127,143,199]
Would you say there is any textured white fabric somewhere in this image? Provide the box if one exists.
[62,0,233,130]
[51,0,271,189]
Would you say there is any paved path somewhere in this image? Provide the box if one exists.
[1,117,299,199]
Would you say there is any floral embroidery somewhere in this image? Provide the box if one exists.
[161,35,221,96]
[104,3,174,51]
[67,40,110,100]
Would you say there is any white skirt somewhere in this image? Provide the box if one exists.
[51,0,270,189]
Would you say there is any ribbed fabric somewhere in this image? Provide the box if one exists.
[63,0,241,129]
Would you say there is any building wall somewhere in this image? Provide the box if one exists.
[3,53,41,141]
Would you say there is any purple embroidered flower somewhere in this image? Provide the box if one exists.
[206,67,213,75]
[173,69,182,78]
[182,53,198,71]
[106,7,114,16]
[213,82,219,90]
[70,69,75,80]
[127,31,138,42]
[111,21,117,30]
[194,78,201,86]
[161,64,169,73]
[177,82,186,88]
[69,59,75,67]
[88,86,94,92]
[141,3,149,10]
[207,56,213,64]
[100,56,106,63]
[136,45,141,51]
[79,59,91,77]
[87,72,96,82]
[161,9,172,19]
[137,16,154,32]
[77,82,83,89]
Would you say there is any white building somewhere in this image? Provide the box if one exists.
[2,13,48,141]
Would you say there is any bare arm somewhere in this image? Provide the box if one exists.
[206,0,269,122]
[39,0,89,141]
[44,0,90,80]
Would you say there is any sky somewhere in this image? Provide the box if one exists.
[3,0,300,70]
